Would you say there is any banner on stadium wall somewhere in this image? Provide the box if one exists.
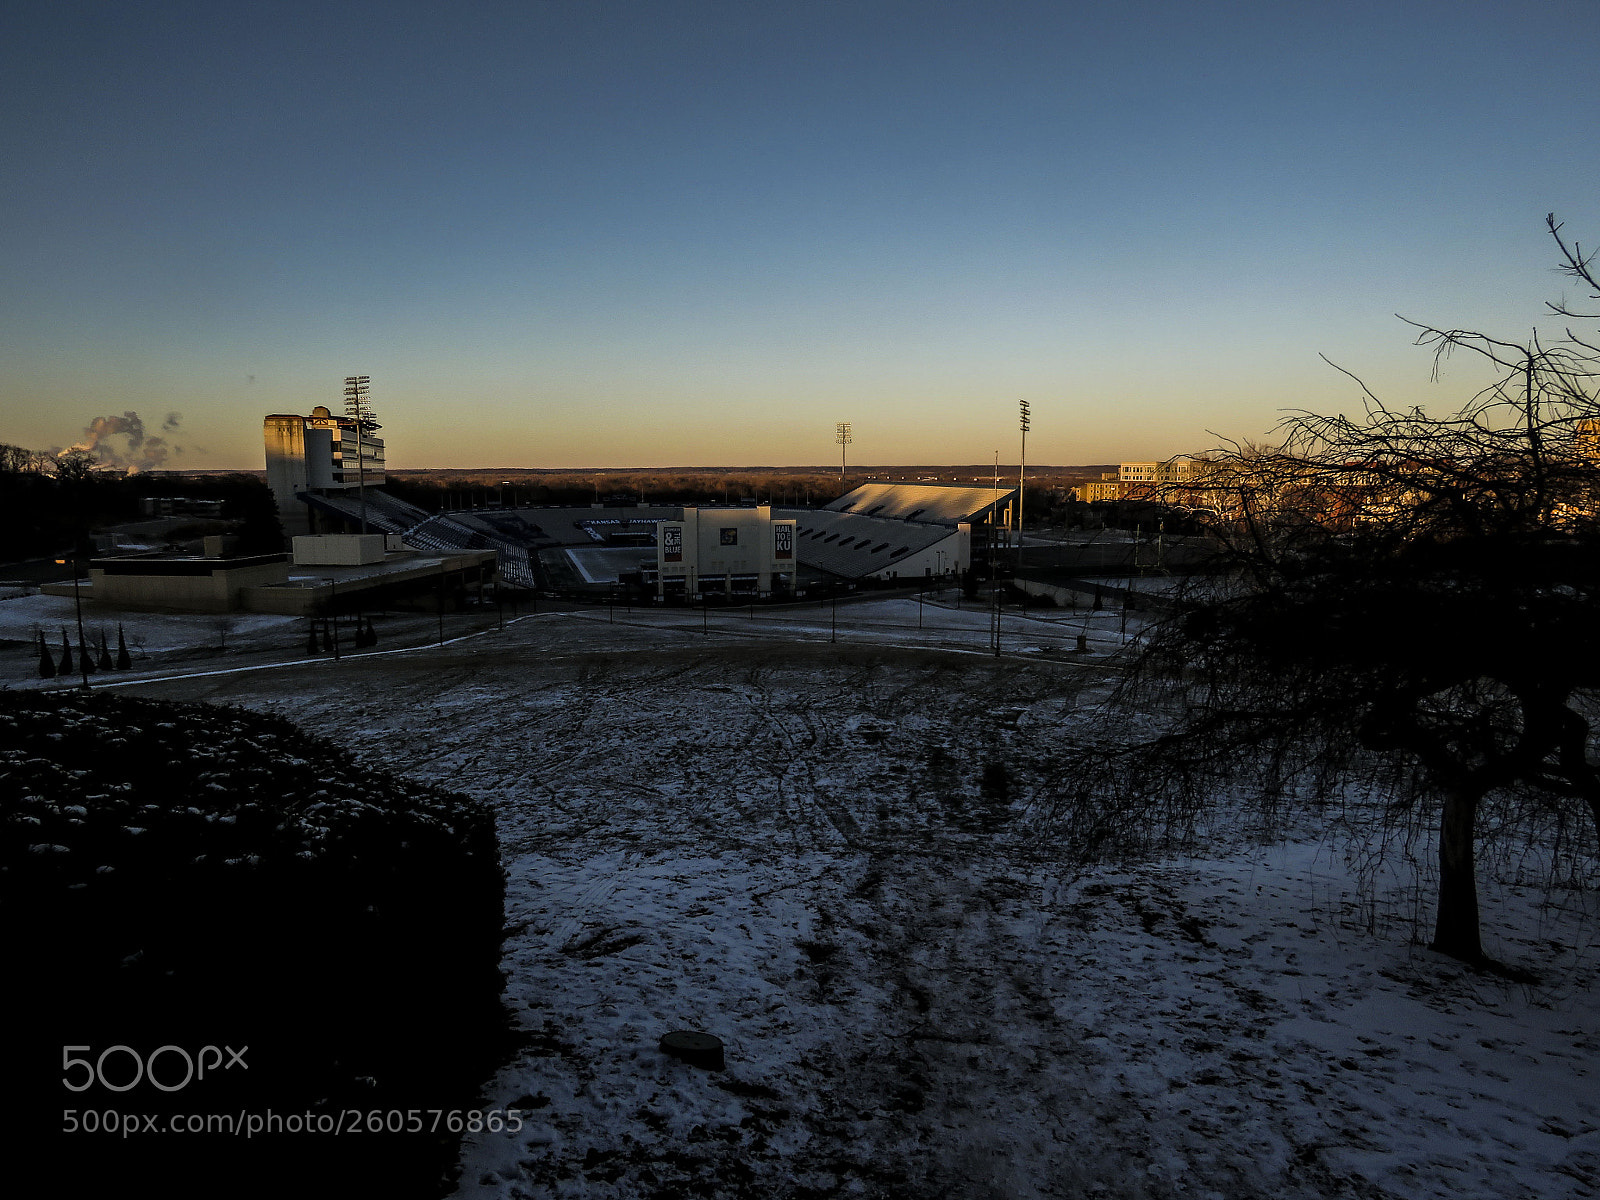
[663,526,683,563]
[774,524,793,560]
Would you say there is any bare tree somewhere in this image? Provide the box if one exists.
[1054,217,1600,970]
[0,444,45,473]
[51,449,97,484]
[208,615,240,652]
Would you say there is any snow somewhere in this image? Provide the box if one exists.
[559,595,1134,658]
[108,600,1600,1198]
[0,592,301,654]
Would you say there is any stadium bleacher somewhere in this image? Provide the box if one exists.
[293,487,1003,589]
[296,489,538,588]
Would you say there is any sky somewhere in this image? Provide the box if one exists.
[3,0,1598,471]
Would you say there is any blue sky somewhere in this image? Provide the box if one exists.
[3,1,1597,469]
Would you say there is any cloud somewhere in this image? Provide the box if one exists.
[61,410,186,474]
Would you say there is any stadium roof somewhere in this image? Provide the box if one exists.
[780,508,961,580]
[823,481,1015,526]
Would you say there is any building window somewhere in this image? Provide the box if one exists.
[720,528,738,545]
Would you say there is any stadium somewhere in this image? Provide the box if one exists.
[260,406,1022,604]
[37,405,1026,617]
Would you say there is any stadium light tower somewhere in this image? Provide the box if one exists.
[1017,399,1031,568]
[835,422,853,485]
[343,375,377,534]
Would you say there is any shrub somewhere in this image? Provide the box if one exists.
[0,691,507,1198]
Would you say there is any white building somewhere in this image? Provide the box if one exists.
[264,406,387,539]
[655,507,798,598]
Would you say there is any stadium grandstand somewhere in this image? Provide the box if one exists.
[287,488,1014,592]
[265,408,1019,593]
[785,510,964,581]
[777,481,1017,582]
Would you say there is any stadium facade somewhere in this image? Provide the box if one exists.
[264,406,387,539]
[654,506,799,599]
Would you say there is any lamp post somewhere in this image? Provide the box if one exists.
[991,451,1001,655]
[54,554,90,689]
[835,422,852,486]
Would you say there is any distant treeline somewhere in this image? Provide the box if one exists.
[384,465,1110,512]
[0,446,282,562]
[387,470,845,509]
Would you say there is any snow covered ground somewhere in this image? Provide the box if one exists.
[115,607,1600,1199]
[0,591,302,656]
[560,595,1134,658]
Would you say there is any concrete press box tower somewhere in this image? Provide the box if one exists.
[264,404,386,540]
[655,507,797,599]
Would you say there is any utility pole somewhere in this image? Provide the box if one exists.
[1017,399,1030,572]
[343,376,375,535]
[67,553,89,689]
[836,422,852,486]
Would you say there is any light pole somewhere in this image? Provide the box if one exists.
[326,577,340,661]
[835,422,852,487]
[55,554,90,689]
[1017,399,1030,571]
[990,450,1001,655]
[343,375,376,535]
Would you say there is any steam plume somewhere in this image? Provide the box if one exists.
[60,411,185,474]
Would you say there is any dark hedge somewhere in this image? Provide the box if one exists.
[0,691,508,1199]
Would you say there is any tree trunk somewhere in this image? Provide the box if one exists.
[1430,786,1483,963]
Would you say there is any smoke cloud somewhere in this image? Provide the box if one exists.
[60,410,185,474]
